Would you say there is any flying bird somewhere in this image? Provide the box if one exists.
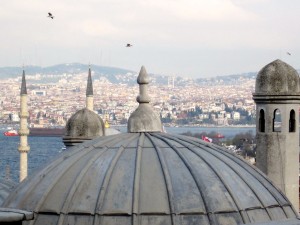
[287,52,291,56]
[48,12,54,19]
[126,43,133,47]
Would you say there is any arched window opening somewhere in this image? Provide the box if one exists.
[259,109,265,132]
[273,109,281,132]
[289,110,296,132]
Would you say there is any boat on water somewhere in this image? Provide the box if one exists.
[3,130,18,136]
[3,127,65,137]
[29,127,65,137]
[214,133,225,138]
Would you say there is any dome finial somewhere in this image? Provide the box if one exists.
[136,66,150,103]
[127,66,162,133]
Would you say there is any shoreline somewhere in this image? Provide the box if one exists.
[111,124,256,128]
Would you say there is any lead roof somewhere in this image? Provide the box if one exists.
[3,132,297,225]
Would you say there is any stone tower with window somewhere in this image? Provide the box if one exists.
[253,59,300,209]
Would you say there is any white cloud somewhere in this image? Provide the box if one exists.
[0,0,300,77]
[139,0,258,22]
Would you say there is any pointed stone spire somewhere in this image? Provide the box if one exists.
[86,66,94,111]
[18,70,30,182]
[21,70,27,95]
[86,67,93,96]
[128,66,162,133]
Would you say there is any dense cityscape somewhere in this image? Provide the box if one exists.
[1,1,300,224]
[0,65,257,128]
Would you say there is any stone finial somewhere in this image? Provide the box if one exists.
[86,67,93,96]
[136,66,151,103]
[21,70,27,95]
[127,66,162,133]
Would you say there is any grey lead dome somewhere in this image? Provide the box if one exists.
[3,133,297,225]
[63,108,104,146]
[255,59,300,95]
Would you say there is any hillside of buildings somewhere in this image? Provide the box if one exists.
[0,63,261,86]
[1,63,296,128]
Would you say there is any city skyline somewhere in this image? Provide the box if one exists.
[0,0,299,78]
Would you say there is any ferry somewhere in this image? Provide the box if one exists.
[3,130,18,136]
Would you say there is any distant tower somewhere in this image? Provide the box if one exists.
[253,59,300,209]
[18,70,30,182]
[172,76,175,88]
[86,67,93,111]
[168,76,175,88]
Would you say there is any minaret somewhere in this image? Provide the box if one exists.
[253,59,300,209]
[86,67,93,111]
[18,70,30,182]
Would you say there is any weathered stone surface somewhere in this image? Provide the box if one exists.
[255,59,300,95]
[128,104,162,132]
[0,208,33,222]
[253,59,300,210]
[0,179,16,206]
[63,108,104,146]
[128,66,162,132]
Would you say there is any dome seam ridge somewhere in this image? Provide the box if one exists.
[146,133,175,219]
[150,133,212,217]
[155,133,249,223]
[96,133,138,214]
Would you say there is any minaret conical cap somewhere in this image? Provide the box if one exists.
[127,66,162,133]
[86,67,93,96]
[21,70,27,95]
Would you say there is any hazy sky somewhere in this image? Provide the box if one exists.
[0,0,299,78]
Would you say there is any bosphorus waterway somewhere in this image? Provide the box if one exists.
[0,126,256,182]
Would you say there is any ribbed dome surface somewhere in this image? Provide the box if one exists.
[255,59,300,95]
[0,179,16,205]
[3,133,297,225]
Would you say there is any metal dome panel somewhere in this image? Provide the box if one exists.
[3,132,297,225]
[0,179,16,206]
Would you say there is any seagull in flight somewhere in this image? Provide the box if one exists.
[126,43,133,47]
[287,52,291,56]
[48,12,54,19]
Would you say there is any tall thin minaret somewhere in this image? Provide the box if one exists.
[86,67,93,111]
[18,70,30,182]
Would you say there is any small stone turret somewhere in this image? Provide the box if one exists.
[128,66,162,132]
[63,108,104,146]
[18,70,30,182]
[253,59,300,209]
[63,68,104,147]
